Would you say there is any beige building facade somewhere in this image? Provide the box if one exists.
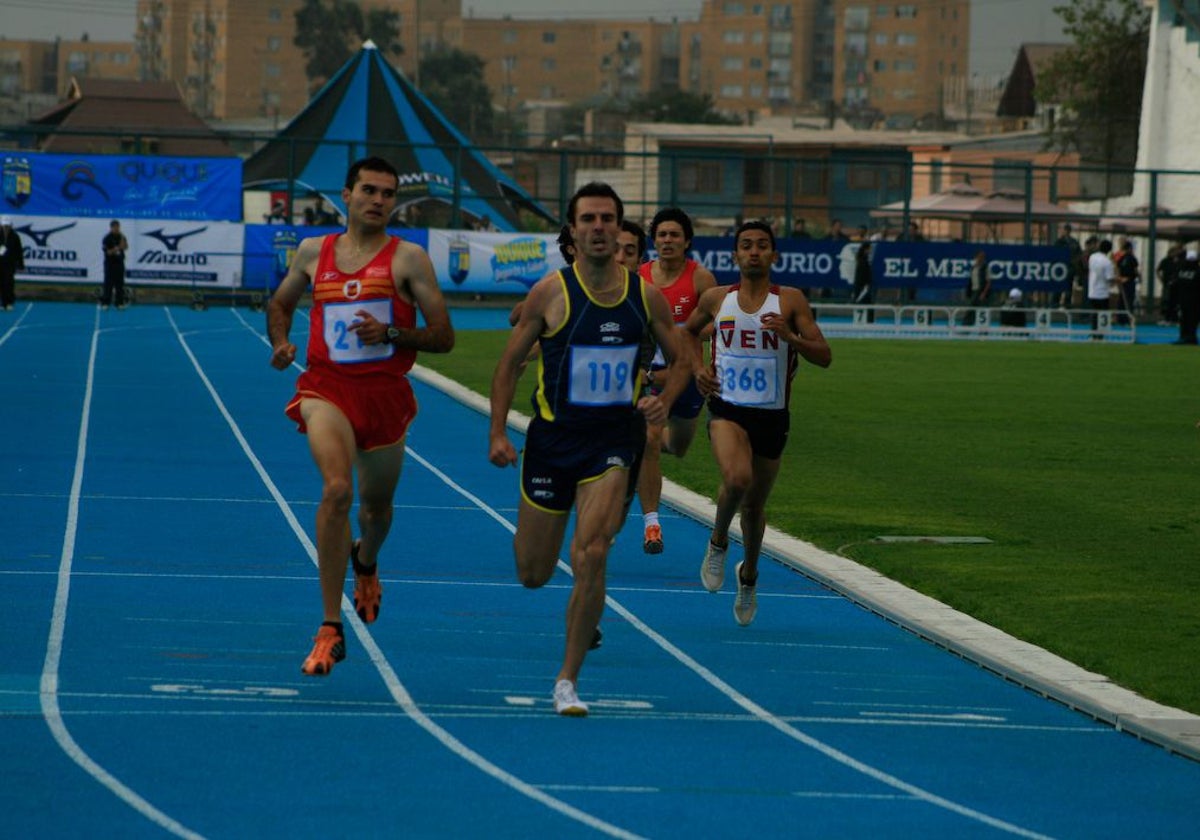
[4,0,969,128]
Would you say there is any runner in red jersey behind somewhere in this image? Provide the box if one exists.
[267,156,454,676]
[636,207,717,555]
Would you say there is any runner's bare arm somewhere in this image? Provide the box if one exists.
[489,274,559,467]
[266,236,321,369]
[383,242,455,353]
[765,287,831,368]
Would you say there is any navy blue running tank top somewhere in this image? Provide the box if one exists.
[532,265,652,429]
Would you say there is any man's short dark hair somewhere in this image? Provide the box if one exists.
[567,182,623,225]
[621,219,647,261]
[735,219,776,250]
[556,223,575,264]
[648,206,694,243]
[345,156,399,190]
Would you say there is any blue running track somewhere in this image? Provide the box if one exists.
[2,302,1198,839]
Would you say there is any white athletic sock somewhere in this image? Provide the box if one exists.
[643,511,660,529]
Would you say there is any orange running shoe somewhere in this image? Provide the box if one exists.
[351,540,382,624]
[300,625,345,676]
[643,523,664,554]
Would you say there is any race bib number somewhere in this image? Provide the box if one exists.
[324,299,393,364]
[716,355,779,406]
[568,344,638,406]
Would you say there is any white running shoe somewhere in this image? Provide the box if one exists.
[701,540,728,592]
[553,679,589,717]
[733,561,757,626]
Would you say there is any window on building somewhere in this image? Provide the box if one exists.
[679,160,722,193]
[724,1,745,13]
[896,4,917,17]
[875,34,888,45]
[751,32,764,45]
[896,33,917,46]
[542,31,556,44]
[745,158,768,193]
[876,5,890,16]
[503,30,517,44]
[723,31,745,43]
[723,57,744,71]
[542,57,556,71]
[268,8,281,22]
[720,84,744,97]
[750,84,763,97]
[749,57,763,69]
[844,6,870,29]
[767,85,790,100]
[873,60,887,72]
[267,36,281,52]
[795,160,828,195]
[893,59,916,72]
[993,160,1027,192]
[848,165,880,190]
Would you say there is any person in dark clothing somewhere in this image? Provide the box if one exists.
[101,220,129,309]
[0,216,24,310]
[1175,249,1200,345]
[1113,238,1139,326]
[1055,224,1083,308]
[852,241,874,323]
[1158,244,1183,325]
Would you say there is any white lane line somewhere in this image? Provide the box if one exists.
[0,301,33,346]
[41,306,206,839]
[210,306,644,840]
[407,374,1057,840]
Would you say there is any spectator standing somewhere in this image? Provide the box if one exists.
[1113,238,1140,325]
[962,250,991,325]
[826,218,850,241]
[1174,248,1200,345]
[1087,239,1116,336]
[791,218,811,240]
[0,216,24,310]
[852,240,874,323]
[1158,244,1183,325]
[1055,224,1083,308]
[101,220,129,310]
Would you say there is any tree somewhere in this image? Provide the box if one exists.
[417,46,497,145]
[294,0,401,92]
[626,89,741,126]
[1038,0,1150,187]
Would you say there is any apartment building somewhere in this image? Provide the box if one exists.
[5,1,969,129]
[458,17,678,116]
[833,0,970,125]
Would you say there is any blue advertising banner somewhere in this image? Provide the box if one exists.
[1,153,242,220]
[689,237,1071,297]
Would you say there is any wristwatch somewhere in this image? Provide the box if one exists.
[385,326,401,345]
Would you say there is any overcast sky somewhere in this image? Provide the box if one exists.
[4,0,1068,79]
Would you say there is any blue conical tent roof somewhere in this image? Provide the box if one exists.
[243,42,551,231]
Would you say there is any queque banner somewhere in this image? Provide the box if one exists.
[2,153,242,221]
